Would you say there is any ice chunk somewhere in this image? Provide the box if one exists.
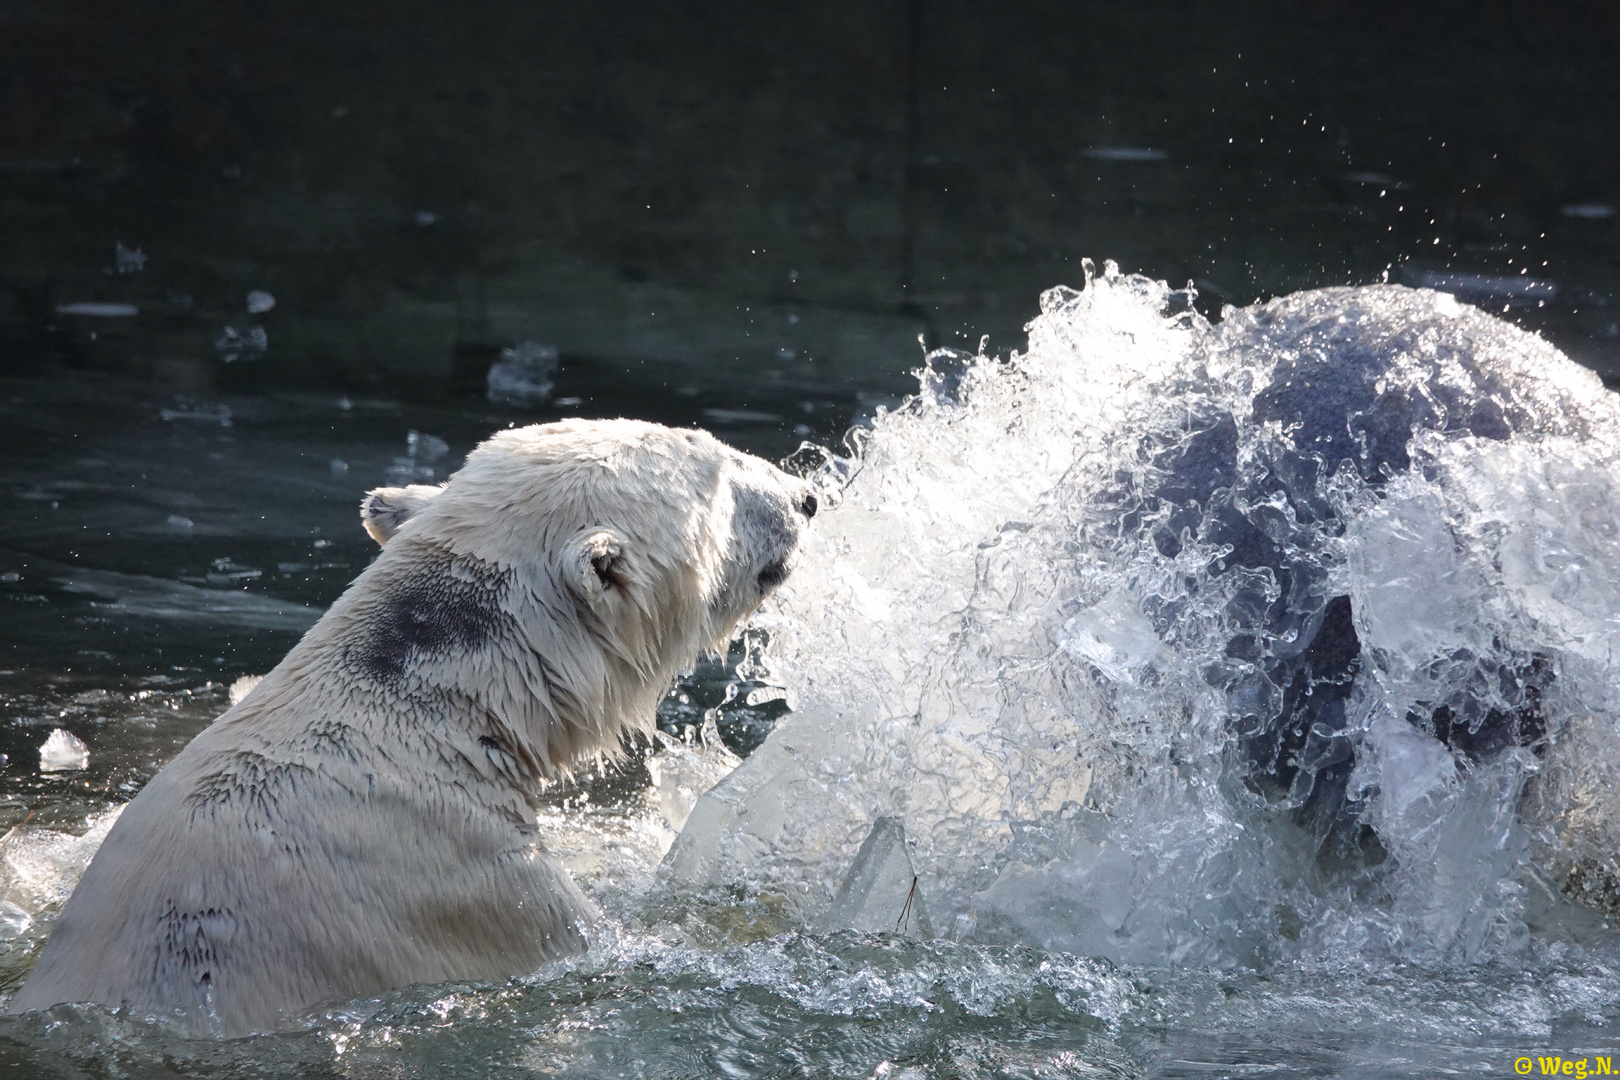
[39,729,88,773]
[407,430,449,463]
[159,399,232,426]
[0,900,32,939]
[1082,146,1168,162]
[818,817,933,937]
[245,289,276,314]
[647,738,739,832]
[388,430,451,483]
[54,302,138,317]
[48,561,318,631]
[487,341,558,408]
[113,242,146,274]
[229,674,264,705]
[213,324,268,362]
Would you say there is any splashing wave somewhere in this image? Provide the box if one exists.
[668,262,1620,969]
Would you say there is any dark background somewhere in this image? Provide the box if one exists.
[4,0,1619,417]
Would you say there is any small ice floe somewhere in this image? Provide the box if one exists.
[114,242,147,274]
[1083,146,1167,162]
[329,458,349,475]
[817,817,933,937]
[486,341,558,408]
[0,900,32,939]
[1562,203,1615,220]
[387,430,450,483]
[413,210,439,226]
[554,396,582,408]
[39,729,89,773]
[245,289,276,314]
[54,302,138,318]
[229,674,264,705]
[647,738,741,834]
[702,408,784,424]
[166,514,194,530]
[1403,267,1558,306]
[52,564,318,631]
[214,324,268,362]
[159,400,232,426]
[207,557,261,586]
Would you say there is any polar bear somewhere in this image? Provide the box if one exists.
[9,419,816,1036]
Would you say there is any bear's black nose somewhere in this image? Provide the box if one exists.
[800,494,818,520]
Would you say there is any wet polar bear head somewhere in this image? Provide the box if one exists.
[8,419,815,1037]
[356,418,818,771]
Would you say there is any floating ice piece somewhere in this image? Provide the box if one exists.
[54,302,138,317]
[648,738,740,833]
[229,674,264,705]
[39,729,89,773]
[330,458,349,475]
[1403,267,1557,305]
[407,430,449,462]
[486,341,558,408]
[165,514,194,529]
[245,289,276,314]
[1561,204,1615,220]
[414,210,439,226]
[114,242,146,274]
[159,400,232,426]
[818,817,933,937]
[49,563,319,631]
[388,430,451,483]
[702,408,784,424]
[1083,146,1168,162]
[206,557,262,586]
[0,901,32,939]
[214,324,268,362]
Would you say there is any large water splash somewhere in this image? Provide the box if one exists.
[667,262,1620,969]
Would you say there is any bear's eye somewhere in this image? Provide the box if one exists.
[800,494,818,520]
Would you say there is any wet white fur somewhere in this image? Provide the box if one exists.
[10,419,812,1036]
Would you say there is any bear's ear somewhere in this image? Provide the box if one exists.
[568,528,629,605]
[360,484,445,545]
